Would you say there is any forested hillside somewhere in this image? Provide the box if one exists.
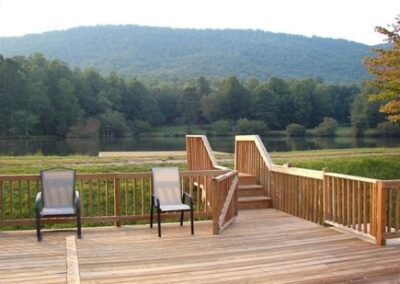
[2,53,387,139]
[0,25,372,83]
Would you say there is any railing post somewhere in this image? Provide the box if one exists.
[114,177,121,227]
[322,168,329,224]
[212,178,220,234]
[376,181,386,246]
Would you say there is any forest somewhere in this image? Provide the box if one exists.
[1,53,391,138]
[0,25,373,83]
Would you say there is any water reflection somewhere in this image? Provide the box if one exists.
[0,136,399,156]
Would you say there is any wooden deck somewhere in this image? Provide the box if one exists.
[1,209,400,283]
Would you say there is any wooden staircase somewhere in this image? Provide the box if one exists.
[238,173,271,210]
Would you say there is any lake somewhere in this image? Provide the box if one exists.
[0,136,399,156]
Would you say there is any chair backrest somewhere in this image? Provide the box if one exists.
[152,167,182,205]
[41,168,76,208]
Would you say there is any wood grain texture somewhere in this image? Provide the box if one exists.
[2,209,400,283]
[66,236,80,284]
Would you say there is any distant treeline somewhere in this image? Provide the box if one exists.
[0,53,387,138]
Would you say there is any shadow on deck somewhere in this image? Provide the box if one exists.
[1,208,400,283]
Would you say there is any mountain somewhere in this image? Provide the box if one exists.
[0,25,373,83]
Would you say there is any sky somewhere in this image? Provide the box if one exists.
[0,0,398,45]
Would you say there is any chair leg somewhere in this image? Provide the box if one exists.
[180,211,184,226]
[157,207,161,237]
[36,210,42,241]
[77,209,82,239]
[150,201,154,228]
[190,208,194,235]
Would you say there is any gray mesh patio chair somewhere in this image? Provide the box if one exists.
[150,167,194,237]
[35,168,81,241]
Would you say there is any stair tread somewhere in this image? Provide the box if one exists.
[239,196,271,202]
[238,184,264,190]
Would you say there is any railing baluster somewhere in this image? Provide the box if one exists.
[141,177,145,215]
[134,178,138,216]
[396,189,400,231]
[0,181,3,221]
[357,181,362,231]
[114,177,121,227]
[388,188,392,233]
[363,182,368,233]
[10,181,13,220]
[28,181,31,219]
[105,179,109,216]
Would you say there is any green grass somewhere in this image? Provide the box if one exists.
[0,155,188,174]
[2,148,400,179]
[269,148,400,180]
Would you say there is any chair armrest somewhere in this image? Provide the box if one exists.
[182,192,193,206]
[152,194,160,207]
[35,192,42,210]
[74,191,81,208]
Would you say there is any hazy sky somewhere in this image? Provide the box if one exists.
[0,0,398,45]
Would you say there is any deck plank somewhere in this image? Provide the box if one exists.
[1,209,400,283]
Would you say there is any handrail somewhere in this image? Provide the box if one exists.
[235,135,273,168]
[324,172,379,184]
[212,170,239,234]
[186,135,228,171]
[271,165,323,180]
[234,134,400,246]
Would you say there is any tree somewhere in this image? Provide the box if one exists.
[53,79,84,135]
[313,117,338,137]
[152,82,179,124]
[310,85,332,127]
[236,119,268,136]
[350,93,369,136]
[364,16,400,123]
[286,123,306,137]
[201,91,225,122]
[268,77,293,129]
[289,79,315,127]
[250,84,279,129]
[178,86,201,124]
[329,85,359,124]
[220,77,250,121]
[99,110,129,137]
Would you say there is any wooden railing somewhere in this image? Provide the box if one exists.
[271,167,324,224]
[186,135,228,171]
[235,135,273,195]
[212,170,239,234]
[377,180,400,245]
[323,173,379,240]
[235,135,400,245]
[0,170,228,229]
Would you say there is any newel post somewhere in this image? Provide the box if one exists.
[376,181,387,246]
[211,178,220,235]
[114,177,121,227]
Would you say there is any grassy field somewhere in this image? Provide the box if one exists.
[1,147,400,179]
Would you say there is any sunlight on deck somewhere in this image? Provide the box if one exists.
[1,209,400,283]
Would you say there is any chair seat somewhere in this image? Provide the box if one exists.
[42,206,75,216]
[160,204,191,212]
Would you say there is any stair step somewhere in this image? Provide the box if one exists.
[238,184,265,197]
[238,173,257,185]
[238,196,271,210]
